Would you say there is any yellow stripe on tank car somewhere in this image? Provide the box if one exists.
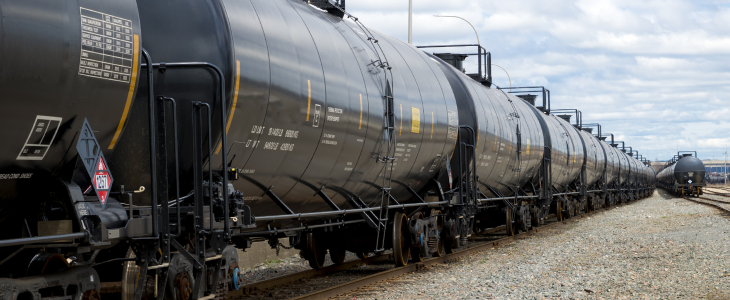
[399,104,403,135]
[108,34,140,149]
[214,60,241,155]
[359,94,362,129]
[411,107,420,133]
[306,80,311,121]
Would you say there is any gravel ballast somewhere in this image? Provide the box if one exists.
[339,190,730,299]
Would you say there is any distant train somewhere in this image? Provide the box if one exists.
[705,173,727,184]
[0,0,656,299]
[657,152,706,196]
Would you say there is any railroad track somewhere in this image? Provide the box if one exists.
[226,200,636,300]
[682,194,730,214]
[226,221,515,298]
[703,188,730,196]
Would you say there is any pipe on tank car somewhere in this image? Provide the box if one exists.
[141,49,159,238]
[161,97,182,238]
[604,134,617,147]
[678,151,698,158]
[140,61,230,238]
[253,200,450,222]
[198,102,215,234]
[0,232,88,248]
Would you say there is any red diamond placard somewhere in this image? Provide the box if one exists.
[93,155,113,209]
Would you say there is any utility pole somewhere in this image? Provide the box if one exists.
[408,0,412,44]
[725,150,727,185]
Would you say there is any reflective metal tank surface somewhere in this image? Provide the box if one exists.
[109,0,461,229]
[579,130,604,187]
[432,58,545,196]
[0,0,142,198]
[0,0,657,236]
[599,140,619,185]
[543,115,585,190]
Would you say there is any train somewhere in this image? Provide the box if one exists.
[705,173,726,184]
[657,152,706,196]
[0,0,656,299]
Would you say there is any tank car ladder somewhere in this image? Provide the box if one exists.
[334,6,397,253]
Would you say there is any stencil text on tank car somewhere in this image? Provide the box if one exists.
[79,8,134,83]
[17,116,62,161]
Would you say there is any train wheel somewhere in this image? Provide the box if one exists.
[304,232,327,270]
[530,206,540,228]
[175,273,193,300]
[121,248,138,300]
[433,236,446,257]
[444,227,459,254]
[392,212,411,267]
[409,213,426,263]
[431,215,446,257]
[328,245,347,265]
[556,201,564,221]
[505,208,516,236]
[83,289,101,300]
[518,208,529,232]
[565,201,574,219]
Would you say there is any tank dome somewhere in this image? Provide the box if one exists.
[674,156,705,173]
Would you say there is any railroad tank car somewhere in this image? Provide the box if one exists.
[579,129,604,188]
[657,153,706,196]
[599,139,619,187]
[705,173,725,184]
[0,0,657,299]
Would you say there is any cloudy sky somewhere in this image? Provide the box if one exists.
[346,0,730,162]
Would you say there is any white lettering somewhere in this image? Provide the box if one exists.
[285,130,299,138]
[268,127,283,137]
[263,142,279,150]
[251,125,265,134]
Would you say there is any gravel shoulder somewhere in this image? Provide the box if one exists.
[338,190,730,300]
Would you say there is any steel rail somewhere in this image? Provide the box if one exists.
[225,223,514,298]
[227,253,393,297]
[284,202,635,300]
[682,195,730,214]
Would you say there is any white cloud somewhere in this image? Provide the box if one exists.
[346,0,730,160]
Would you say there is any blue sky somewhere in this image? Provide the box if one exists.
[346,0,730,162]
